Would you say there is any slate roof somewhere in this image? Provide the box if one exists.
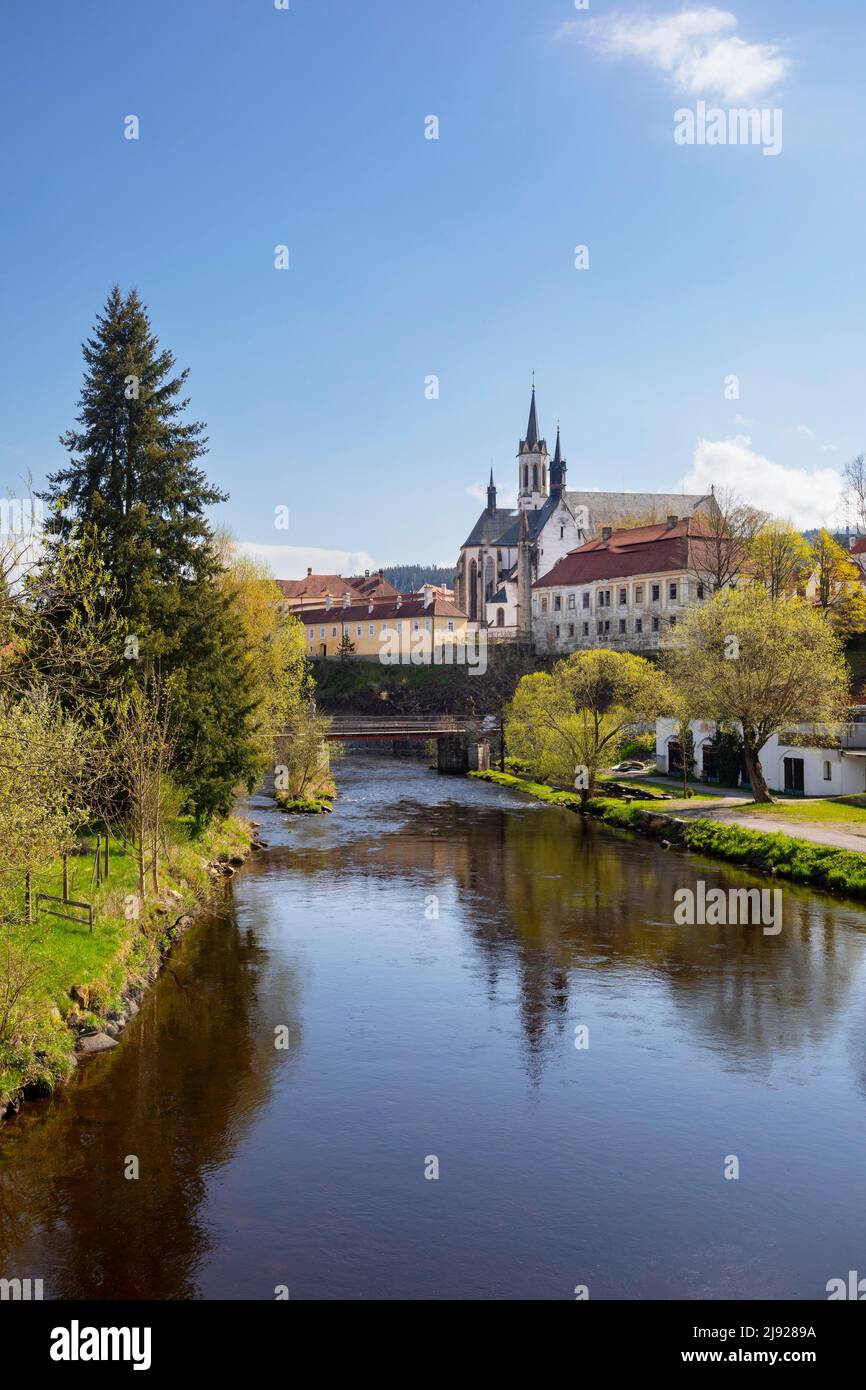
[461,507,519,548]
[565,490,710,533]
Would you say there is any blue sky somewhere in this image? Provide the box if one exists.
[2,0,864,571]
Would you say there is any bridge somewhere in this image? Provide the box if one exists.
[321,715,473,741]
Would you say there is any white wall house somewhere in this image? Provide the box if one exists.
[532,516,713,655]
[655,715,866,797]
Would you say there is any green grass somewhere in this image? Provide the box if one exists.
[1,814,252,1114]
[471,769,866,902]
[738,798,866,827]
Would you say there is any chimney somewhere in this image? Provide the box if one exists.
[423,586,433,608]
[307,567,312,577]
[395,594,402,611]
[343,592,351,608]
[368,601,374,615]
[667,515,677,529]
[325,594,333,610]
[365,568,370,577]
[602,526,612,543]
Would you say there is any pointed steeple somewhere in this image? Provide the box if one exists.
[550,424,567,498]
[525,384,539,450]
[487,467,497,515]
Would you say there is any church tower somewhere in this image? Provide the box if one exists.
[517,383,548,513]
[550,425,567,500]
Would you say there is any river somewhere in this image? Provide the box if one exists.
[2,754,866,1300]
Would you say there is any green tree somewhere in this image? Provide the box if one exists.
[506,650,671,801]
[665,587,849,802]
[808,528,866,638]
[749,521,811,600]
[42,286,225,654]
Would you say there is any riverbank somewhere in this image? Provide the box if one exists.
[0,815,258,1122]
[469,769,866,899]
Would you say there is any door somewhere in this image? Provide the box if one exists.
[783,757,805,794]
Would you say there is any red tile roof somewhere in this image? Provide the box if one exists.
[276,574,364,600]
[299,596,469,624]
[534,517,723,587]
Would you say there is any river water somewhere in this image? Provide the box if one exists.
[2,755,866,1300]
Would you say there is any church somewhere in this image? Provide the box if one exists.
[455,384,710,639]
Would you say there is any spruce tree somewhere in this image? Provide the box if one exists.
[43,285,226,656]
[42,288,265,820]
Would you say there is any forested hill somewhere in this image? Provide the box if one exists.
[382,564,455,591]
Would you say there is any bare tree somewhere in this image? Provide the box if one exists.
[843,454,866,535]
[691,486,767,594]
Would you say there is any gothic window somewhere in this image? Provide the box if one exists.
[469,560,478,620]
[542,466,546,487]
[533,464,539,490]
[522,465,528,489]
[496,609,505,627]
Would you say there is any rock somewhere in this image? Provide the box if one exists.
[70,984,90,1009]
[76,1032,118,1054]
[229,854,245,865]
[103,1022,120,1039]
[126,998,140,1017]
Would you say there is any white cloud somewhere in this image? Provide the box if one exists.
[680,435,845,528]
[235,541,378,578]
[795,424,814,436]
[561,6,791,104]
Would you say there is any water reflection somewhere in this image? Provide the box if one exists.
[2,755,866,1300]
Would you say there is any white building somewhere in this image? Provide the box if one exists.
[655,715,866,797]
[532,516,714,655]
[455,385,709,640]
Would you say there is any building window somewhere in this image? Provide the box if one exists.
[635,585,644,605]
[635,618,642,634]
[697,582,705,600]
[381,623,388,633]
[669,582,678,601]
[356,626,362,636]
[308,628,314,639]
[413,621,420,632]
[331,627,337,638]
[368,624,374,636]
[568,623,575,637]
[554,595,562,612]
[619,587,627,606]
[652,584,660,603]
[320,627,325,638]
[541,596,548,613]
[582,622,589,636]
[568,594,575,608]
[619,619,626,634]
[555,624,560,637]
[560,525,564,539]
[669,616,676,626]
[447,620,455,632]
[824,760,832,780]
[582,592,590,609]
[597,621,603,635]
[652,617,659,632]
[496,609,504,627]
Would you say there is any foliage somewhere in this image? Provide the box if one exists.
[709,722,745,787]
[808,528,866,638]
[664,587,850,803]
[505,649,672,797]
[749,521,811,600]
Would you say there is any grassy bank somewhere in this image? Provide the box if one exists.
[469,770,866,900]
[1,814,253,1117]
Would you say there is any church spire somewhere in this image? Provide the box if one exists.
[487,467,497,515]
[550,424,566,498]
[525,383,539,450]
